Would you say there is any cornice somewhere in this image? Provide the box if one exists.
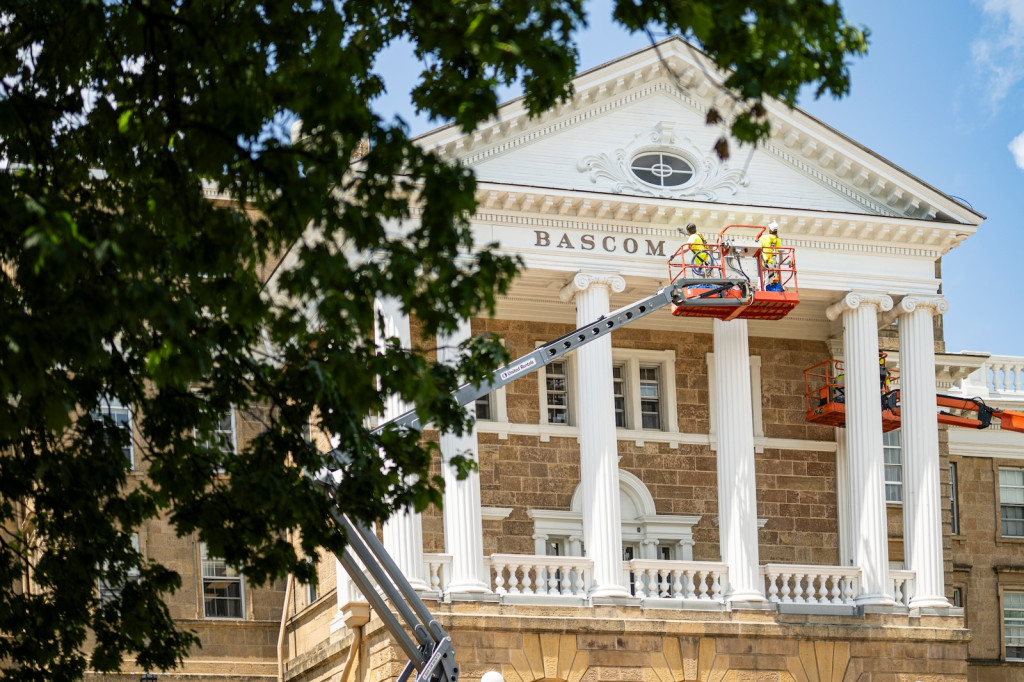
[462,186,963,254]
[420,40,980,231]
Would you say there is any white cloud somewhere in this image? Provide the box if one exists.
[972,0,1024,108]
[1011,131,1024,171]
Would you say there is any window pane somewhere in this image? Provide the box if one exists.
[98,534,140,603]
[1005,592,1024,660]
[629,153,694,187]
[201,544,243,619]
[92,403,133,468]
[613,365,626,428]
[639,366,661,430]
[475,393,492,421]
[1000,468,1024,537]
[883,429,902,504]
[546,362,569,425]
[1000,468,1024,486]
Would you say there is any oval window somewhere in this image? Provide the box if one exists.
[630,152,694,188]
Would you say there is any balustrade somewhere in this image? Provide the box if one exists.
[626,559,727,601]
[423,553,452,593]
[411,554,917,613]
[986,357,1024,396]
[487,554,592,596]
[762,564,859,605]
[890,569,915,607]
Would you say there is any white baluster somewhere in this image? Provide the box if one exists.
[429,563,441,592]
[684,569,697,599]
[493,562,507,595]
[521,564,533,595]
[711,571,722,601]
[671,569,683,598]
[508,564,521,594]
[767,570,780,603]
[792,573,805,603]
[780,573,792,603]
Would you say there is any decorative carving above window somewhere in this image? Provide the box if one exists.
[577,121,748,201]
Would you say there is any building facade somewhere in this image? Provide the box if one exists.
[94,40,1024,682]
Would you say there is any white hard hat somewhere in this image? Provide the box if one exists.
[768,221,779,233]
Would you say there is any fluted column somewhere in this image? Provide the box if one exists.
[826,292,894,605]
[376,296,429,591]
[711,318,763,602]
[835,428,854,567]
[437,319,490,594]
[893,295,950,608]
[559,272,630,598]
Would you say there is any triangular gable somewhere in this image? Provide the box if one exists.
[417,38,982,227]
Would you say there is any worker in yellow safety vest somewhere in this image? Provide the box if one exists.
[879,352,892,393]
[684,223,710,276]
[760,221,782,290]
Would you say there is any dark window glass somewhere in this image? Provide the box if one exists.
[630,153,694,187]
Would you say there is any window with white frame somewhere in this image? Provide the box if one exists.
[98,533,140,603]
[883,429,903,504]
[1000,468,1024,538]
[201,543,244,618]
[1005,591,1024,661]
[194,407,237,475]
[194,409,236,454]
[611,349,677,432]
[543,359,571,425]
[475,393,493,421]
[612,365,627,428]
[92,399,134,469]
[639,366,661,429]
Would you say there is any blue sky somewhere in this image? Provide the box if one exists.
[376,0,1024,357]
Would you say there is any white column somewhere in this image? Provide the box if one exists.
[559,272,630,598]
[893,295,950,608]
[711,318,764,602]
[826,292,894,605]
[376,297,429,591]
[835,427,854,567]
[437,320,490,594]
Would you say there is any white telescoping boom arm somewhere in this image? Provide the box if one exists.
[314,277,751,682]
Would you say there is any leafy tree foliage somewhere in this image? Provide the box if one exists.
[0,1,866,679]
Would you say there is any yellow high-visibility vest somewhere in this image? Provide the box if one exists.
[688,233,709,264]
[760,234,781,265]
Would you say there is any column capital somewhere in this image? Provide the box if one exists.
[825,291,894,321]
[559,271,626,303]
[880,294,949,325]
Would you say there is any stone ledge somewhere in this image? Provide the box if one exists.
[776,603,857,616]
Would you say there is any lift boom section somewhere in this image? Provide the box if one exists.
[804,359,1024,433]
[314,277,753,682]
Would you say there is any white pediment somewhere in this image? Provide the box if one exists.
[417,38,982,229]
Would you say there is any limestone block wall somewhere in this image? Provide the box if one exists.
[290,600,970,682]
[421,318,848,568]
[948,454,1024,677]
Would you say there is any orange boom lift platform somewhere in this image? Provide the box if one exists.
[804,358,1024,433]
[668,224,799,321]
